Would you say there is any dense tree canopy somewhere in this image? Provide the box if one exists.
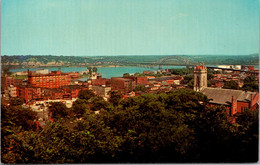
[242,76,258,92]
[1,89,258,163]
[48,102,69,120]
[72,99,89,118]
[78,90,96,100]
[10,98,25,106]
[223,80,239,90]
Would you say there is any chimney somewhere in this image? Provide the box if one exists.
[231,96,237,116]
[250,94,254,108]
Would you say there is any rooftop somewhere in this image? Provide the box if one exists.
[200,87,257,105]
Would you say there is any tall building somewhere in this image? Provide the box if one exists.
[28,71,69,88]
[193,64,259,117]
[194,64,207,91]
[111,77,136,94]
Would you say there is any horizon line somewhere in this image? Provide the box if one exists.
[2,53,259,57]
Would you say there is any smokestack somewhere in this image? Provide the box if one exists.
[231,96,236,115]
[250,94,254,108]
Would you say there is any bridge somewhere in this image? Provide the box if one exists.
[119,56,195,69]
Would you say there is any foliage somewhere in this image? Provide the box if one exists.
[48,102,69,120]
[72,99,89,118]
[133,85,147,92]
[108,91,123,106]
[90,96,110,111]
[123,73,130,77]
[2,67,12,76]
[78,90,95,100]
[10,98,25,106]
[93,67,98,73]
[223,80,239,90]
[170,68,192,76]
[1,89,259,163]
[242,76,258,91]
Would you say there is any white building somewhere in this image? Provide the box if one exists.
[8,85,17,97]
[36,69,49,74]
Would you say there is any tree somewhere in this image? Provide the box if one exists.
[242,76,258,91]
[87,67,92,76]
[123,73,130,77]
[108,91,123,106]
[78,90,95,100]
[91,96,110,111]
[244,75,256,84]
[48,102,68,120]
[10,98,24,106]
[93,67,98,73]
[2,67,12,76]
[182,75,193,84]
[223,80,238,89]
[133,85,147,92]
[72,99,89,118]
[207,73,214,80]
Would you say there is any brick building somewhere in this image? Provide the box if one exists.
[194,64,259,117]
[242,65,254,71]
[111,77,136,94]
[1,75,15,90]
[201,88,259,116]
[92,85,111,97]
[8,85,17,97]
[28,71,69,88]
[92,77,111,86]
[125,76,148,85]
[16,85,43,102]
[62,85,88,98]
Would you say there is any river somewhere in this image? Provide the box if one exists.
[10,66,186,79]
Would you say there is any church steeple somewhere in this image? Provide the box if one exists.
[194,63,207,91]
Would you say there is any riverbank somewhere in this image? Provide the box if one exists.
[10,66,186,79]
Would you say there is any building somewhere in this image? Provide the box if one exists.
[35,69,49,75]
[92,85,111,97]
[194,64,207,91]
[193,64,259,117]
[242,65,254,71]
[28,71,69,88]
[124,76,148,85]
[1,75,15,89]
[200,88,259,116]
[62,85,88,98]
[111,77,136,94]
[8,85,17,97]
[16,85,43,103]
[92,76,111,86]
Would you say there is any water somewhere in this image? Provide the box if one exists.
[10,66,186,79]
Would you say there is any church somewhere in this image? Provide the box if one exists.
[194,64,259,116]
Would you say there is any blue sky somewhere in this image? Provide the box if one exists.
[1,0,259,56]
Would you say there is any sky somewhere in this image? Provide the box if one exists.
[1,0,259,56]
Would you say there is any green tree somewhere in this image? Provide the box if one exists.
[87,67,92,76]
[93,67,98,73]
[2,67,12,76]
[78,90,95,100]
[108,91,123,106]
[133,85,147,92]
[223,80,238,89]
[91,96,110,111]
[10,98,25,106]
[242,76,258,91]
[244,75,256,84]
[123,73,130,77]
[48,102,68,120]
[72,99,89,118]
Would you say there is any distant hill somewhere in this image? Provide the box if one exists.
[1,54,259,69]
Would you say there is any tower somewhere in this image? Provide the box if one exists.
[194,63,207,91]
